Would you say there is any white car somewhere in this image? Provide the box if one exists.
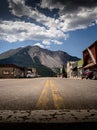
[26,73,36,78]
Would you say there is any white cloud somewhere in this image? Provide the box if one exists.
[40,0,97,32]
[8,0,97,33]
[42,40,51,45]
[3,0,96,47]
[8,0,58,28]
[8,0,28,17]
[34,43,50,49]
[59,7,97,32]
[42,39,63,46]
[0,20,67,43]
[51,40,63,45]
[40,0,64,10]
[33,43,45,48]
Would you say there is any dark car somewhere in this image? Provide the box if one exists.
[92,70,97,80]
[82,69,97,80]
[82,69,92,79]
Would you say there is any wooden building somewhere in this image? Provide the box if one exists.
[0,64,26,78]
[83,41,97,70]
[67,60,83,79]
[67,61,78,78]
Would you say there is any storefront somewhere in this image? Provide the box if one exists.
[0,64,26,78]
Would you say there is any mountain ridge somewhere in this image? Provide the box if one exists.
[0,46,80,76]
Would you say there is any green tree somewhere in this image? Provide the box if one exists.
[62,65,67,78]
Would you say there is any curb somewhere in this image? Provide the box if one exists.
[0,109,97,123]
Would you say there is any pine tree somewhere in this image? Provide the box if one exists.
[62,65,67,78]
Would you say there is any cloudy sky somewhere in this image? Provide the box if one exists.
[0,0,97,58]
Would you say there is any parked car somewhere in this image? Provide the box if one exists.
[26,73,36,78]
[26,73,40,78]
[82,69,97,80]
[92,70,97,80]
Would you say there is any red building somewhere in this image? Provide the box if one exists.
[83,41,97,70]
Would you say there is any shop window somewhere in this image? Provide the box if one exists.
[11,71,14,74]
[3,70,10,75]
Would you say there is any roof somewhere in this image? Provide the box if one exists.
[0,64,25,69]
[83,63,97,69]
[83,41,97,53]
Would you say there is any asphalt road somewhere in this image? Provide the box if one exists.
[0,77,97,110]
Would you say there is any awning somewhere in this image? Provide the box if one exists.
[83,63,97,69]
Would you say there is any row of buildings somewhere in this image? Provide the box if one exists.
[0,64,38,78]
[67,41,97,79]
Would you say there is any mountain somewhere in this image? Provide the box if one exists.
[0,46,80,76]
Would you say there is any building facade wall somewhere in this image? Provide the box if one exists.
[0,66,14,78]
[67,61,78,78]
[67,60,83,79]
[83,41,97,70]
[0,65,25,78]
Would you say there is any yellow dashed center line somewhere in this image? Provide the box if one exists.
[35,80,50,109]
[35,79,64,109]
[50,80,64,109]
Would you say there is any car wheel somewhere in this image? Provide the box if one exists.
[92,76,96,80]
